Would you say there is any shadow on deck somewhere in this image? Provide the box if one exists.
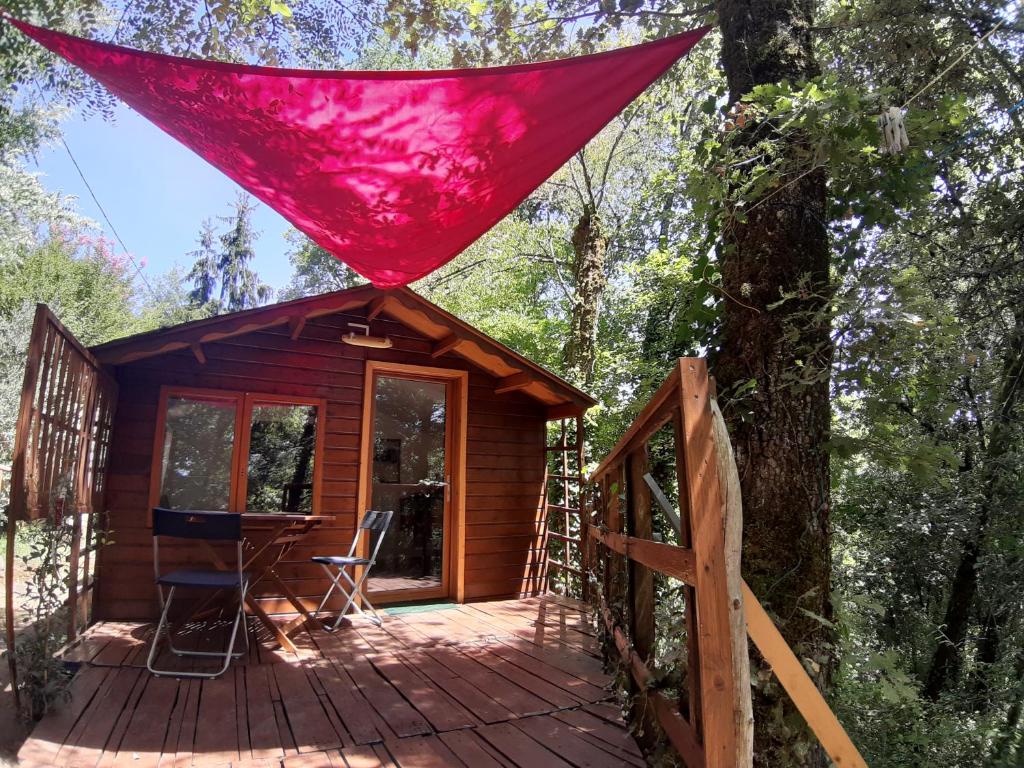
[17,594,641,768]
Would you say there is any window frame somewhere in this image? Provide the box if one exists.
[148,385,326,523]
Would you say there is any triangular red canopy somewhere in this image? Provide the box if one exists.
[9,17,709,287]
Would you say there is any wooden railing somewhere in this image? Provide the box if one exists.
[584,358,867,768]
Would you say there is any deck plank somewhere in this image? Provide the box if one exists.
[317,635,431,739]
[483,642,608,703]
[438,730,513,768]
[273,662,344,753]
[551,710,646,766]
[460,645,582,710]
[384,735,463,768]
[111,675,179,767]
[339,744,391,767]
[95,666,151,768]
[57,666,142,766]
[475,721,575,768]
[193,672,241,766]
[424,646,551,718]
[16,665,109,766]
[167,677,201,768]
[513,714,627,768]
[308,658,383,745]
[243,665,285,760]
[396,649,515,725]
[369,653,479,732]
[21,598,642,768]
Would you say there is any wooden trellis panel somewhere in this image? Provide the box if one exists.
[9,304,118,522]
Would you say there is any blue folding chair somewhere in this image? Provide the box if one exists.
[311,510,393,630]
[146,508,249,679]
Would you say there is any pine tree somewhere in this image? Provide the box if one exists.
[186,220,219,309]
[186,195,272,315]
[217,195,272,312]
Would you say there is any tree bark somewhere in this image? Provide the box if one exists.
[564,206,608,388]
[713,0,834,764]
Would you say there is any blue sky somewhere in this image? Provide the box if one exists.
[33,104,298,291]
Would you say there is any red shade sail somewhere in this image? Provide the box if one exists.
[9,17,709,287]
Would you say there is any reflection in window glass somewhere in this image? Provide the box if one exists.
[159,396,236,510]
[369,376,447,592]
[246,403,318,513]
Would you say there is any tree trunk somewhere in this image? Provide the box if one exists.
[924,307,1024,699]
[923,538,981,699]
[564,207,607,388]
[713,1,833,765]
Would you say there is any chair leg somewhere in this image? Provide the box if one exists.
[312,563,343,621]
[147,585,247,679]
[333,567,382,628]
[146,586,175,676]
[331,568,360,630]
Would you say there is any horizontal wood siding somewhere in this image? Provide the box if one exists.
[95,310,548,620]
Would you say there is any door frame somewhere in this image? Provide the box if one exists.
[356,360,468,604]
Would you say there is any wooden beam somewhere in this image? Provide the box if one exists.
[92,286,380,365]
[546,402,585,420]
[190,343,206,365]
[366,296,389,321]
[743,581,868,768]
[494,372,532,395]
[389,288,596,408]
[288,315,307,340]
[430,333,462,358]
[589,526,697,585]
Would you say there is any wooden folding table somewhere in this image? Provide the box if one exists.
[198,513,334,654]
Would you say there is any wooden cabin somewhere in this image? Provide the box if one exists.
[9,310,870,767]
[11,285,594,624]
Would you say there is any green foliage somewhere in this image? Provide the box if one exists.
[279,232,365,300]
[13,514,76,722]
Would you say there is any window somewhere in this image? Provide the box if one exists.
[159,394,237,511]
[246,402,318,514]
[151,388,323,516]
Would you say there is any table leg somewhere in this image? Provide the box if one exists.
[244,593,297,654]
[268,567,325,633]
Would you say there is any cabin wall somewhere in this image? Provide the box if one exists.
[94,309,549,620]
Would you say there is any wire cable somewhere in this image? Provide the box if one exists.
[30,77,156,296]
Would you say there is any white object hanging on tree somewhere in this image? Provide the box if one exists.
[878,106,910,154]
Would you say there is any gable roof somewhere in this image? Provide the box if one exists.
[91,286,595,416]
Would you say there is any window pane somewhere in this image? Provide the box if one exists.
[246,403,318,513]
[159,396,236,511]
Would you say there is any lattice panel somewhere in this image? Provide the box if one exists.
[10,304,118,521]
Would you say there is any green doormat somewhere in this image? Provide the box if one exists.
[383,602,457,615]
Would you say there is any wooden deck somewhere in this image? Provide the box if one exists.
[18,595,642,768]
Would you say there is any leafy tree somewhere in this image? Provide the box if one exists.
[279,232,365,300]
[0,225,141,460]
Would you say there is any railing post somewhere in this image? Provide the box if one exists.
[626,445,657,746]
[676,358,739,768]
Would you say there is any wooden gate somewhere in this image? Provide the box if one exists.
[586,358,866,768]
[5,304,118,704]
